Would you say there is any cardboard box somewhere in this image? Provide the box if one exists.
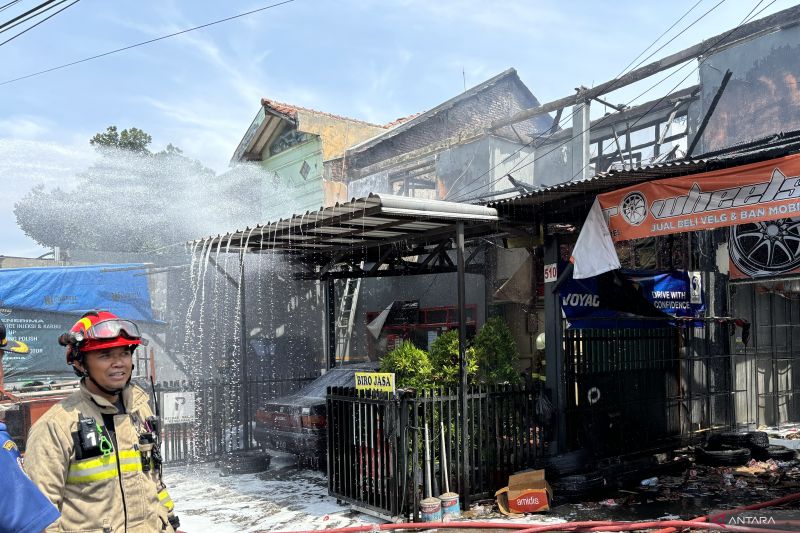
[495,469,552,515]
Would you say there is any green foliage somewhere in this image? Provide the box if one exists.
[472,317,520,385]
[379,341,432,389]
[90,126,152,155]
[428,329,477,386]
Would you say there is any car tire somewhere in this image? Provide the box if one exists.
[765,445,796,461]
[220,451,271,476]
[298,453,327,471]
[544,450,592,478]
[709,431,768,450]
[695,446,751,466]
[552,471,605,496]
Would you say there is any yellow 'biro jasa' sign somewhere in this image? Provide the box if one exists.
[355,372,395,392]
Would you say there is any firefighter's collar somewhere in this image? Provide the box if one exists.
[79,381,133,412]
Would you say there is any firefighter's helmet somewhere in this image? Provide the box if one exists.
[0,318,30,354]
[59,310,147,373]
[535,332,545,351]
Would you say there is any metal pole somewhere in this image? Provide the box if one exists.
[456,222,470,505]
[326,278,336,369]
[238,250,250,448]
[543,234,566,453]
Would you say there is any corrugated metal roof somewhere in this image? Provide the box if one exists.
[489,131,800,210]
[488,159,709,208]
[194,194,498,264]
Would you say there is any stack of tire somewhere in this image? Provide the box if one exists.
[543,450,605,500]
[218,450,272,476]
[696,431,796,466]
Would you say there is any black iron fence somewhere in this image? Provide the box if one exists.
[562,324,739,457]
[327,384,546,521]
[563,326,682,457]
[155,375,316,463]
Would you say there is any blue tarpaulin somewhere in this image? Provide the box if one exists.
[0,264,156,380]
[0,263,155,321]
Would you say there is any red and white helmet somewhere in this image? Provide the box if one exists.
[60,310,146,368]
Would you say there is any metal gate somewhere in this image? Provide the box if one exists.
[156,375,316,463]
[563,326,682,456]
[730,279,800,427]
[327,387,401,520]
[327,384,545,521]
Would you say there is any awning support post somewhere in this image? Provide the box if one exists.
[325,278,336,369]
[238,250,251,449]
[456,221,470,506]
[543,235,566,454]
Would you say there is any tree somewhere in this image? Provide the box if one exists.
[90,126,152,155]
[14,126,265,254]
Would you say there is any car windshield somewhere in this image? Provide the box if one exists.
[282,364,378,400]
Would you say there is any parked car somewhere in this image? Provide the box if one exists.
[253,362,378,467]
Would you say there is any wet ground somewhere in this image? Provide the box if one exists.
[164,453,382,533]
[165,452,800,532]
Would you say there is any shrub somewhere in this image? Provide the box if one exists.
[428,329,477,386]
[472,317,520,385]
[379,340,432,389]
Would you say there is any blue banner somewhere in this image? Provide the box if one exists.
[0,264,156,380]
[0,264,154,321]
[560,269,705,329]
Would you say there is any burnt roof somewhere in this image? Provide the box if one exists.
[489,130,800,221]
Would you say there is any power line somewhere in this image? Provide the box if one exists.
[477,0,776,199]
[0,0,79,47]
[0,0,58,33]
[0,1,22,14]
[443,0,726,201]
[0,0,297,86]
[447,0,728,202]
[449,0,772,204]
[550,0,774,186]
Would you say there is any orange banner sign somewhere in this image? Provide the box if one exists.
[598,153,800,242]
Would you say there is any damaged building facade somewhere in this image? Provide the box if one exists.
[484,4,800,459]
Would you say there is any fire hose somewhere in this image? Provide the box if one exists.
[268,520,797,533]
[653,490,800,533]
[267,491,800,533]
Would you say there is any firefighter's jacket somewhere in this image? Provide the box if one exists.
[25,382,176,533]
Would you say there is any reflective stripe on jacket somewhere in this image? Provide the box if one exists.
[24,382,175,533]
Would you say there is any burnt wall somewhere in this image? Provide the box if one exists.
[699,25,800,153]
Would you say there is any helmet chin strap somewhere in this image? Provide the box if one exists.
[84,366,133,398]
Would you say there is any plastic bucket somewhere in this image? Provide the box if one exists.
[420,496,442,522]
[439,492,460,521]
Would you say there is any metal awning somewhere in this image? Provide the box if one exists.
[200,197,495,506]
[197,194,499,275]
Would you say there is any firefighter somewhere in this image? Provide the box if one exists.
[24,310,179,533]
[0,320,60,533]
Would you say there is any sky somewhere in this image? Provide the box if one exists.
[0,0,793,256]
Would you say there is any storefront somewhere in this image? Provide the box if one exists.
[490,141,800,456]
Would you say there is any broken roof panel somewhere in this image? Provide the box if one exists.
[489,130,800,218]
[346,68,546,155]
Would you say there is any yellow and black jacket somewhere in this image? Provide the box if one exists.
[25,382,175,533]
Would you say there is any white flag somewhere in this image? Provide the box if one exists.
[366,303,393,339]
[571,198,621,279]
